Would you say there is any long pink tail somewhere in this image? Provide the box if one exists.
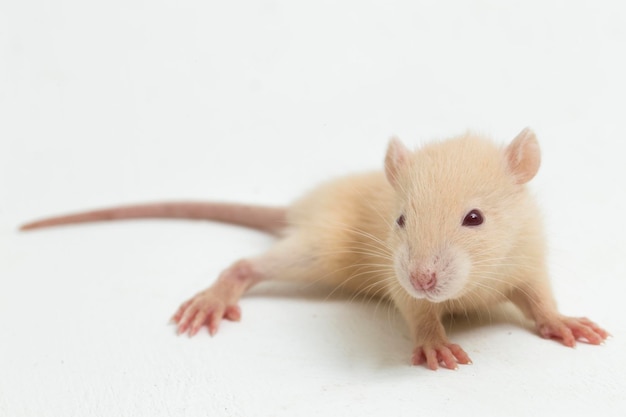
[20,201,288,235]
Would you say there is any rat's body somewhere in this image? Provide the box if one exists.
[21,129,608,369]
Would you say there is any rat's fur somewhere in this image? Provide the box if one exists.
[21,128,608,370]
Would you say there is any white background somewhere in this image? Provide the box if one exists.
[1,1,625,416]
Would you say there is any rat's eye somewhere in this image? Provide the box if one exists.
[396,214,406,228]
[462,209,483,227]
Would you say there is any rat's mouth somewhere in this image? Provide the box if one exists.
[401,280,450,303]
[418,288,450,303]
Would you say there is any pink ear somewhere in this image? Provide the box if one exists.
[505,128,541,184]
[385,136,410,187]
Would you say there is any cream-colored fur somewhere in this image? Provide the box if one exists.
[21,127,608,370]
[184,128,603,370]
[211,128,604,369]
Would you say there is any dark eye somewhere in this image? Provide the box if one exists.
[396,214,406,228]
[462,209,483,227]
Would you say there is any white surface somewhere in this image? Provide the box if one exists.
[1,1,625,416]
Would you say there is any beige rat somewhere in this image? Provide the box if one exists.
[21,128,609,370]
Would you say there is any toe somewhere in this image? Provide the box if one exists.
[439,346,458,370]
[539,322,576,347]
[424,347,439,370]
[177,306,197,335]
[225,305,242,321]
[411,347,425,366]
[208,307,225,336]
[171,300,192,323]
[571,322,604,345]
[448,343,472,365]
[189,311,208,337]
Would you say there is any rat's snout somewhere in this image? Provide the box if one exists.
[410,269,437,291]
[397,247,470,302]
[394,238,472,302]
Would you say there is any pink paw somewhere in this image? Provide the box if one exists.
[411,342,472,370]
[172,290,241,337]
[537,316,609,347]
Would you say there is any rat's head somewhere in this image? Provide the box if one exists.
[385,128,541,302]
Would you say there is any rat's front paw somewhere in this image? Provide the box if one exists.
[171,289,241,337]
[537,316,609,347]
[411,342,472,370]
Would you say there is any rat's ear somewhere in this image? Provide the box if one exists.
[385,136,410,187]
[505,127,541,184]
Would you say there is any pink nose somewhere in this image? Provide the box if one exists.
[410,271,437,291]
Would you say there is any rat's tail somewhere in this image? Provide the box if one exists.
[19,202,288,235]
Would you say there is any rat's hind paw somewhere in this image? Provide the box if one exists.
[537,316,609,347]
[411,342,472,370]
[171,290,242,337]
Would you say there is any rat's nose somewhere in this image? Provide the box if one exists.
[410,270,437,291]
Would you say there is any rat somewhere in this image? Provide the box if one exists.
[20,128,609,370]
